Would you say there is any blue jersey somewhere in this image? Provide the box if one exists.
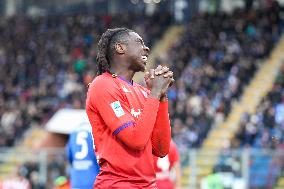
[66,123,100,189]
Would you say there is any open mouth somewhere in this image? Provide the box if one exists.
[142,55,148,63]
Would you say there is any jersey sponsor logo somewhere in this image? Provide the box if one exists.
[73,160,94,170]
[131,108,141,118]
[110,101,125,117]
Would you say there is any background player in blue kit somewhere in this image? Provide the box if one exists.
[66,122,100,189]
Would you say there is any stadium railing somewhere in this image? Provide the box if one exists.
[1,147,284,189]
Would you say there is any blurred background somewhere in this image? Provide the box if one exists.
[0,0,284,188]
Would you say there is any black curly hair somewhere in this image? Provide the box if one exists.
[96,28,133,75]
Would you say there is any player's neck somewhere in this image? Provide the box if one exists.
[109,68,134,83]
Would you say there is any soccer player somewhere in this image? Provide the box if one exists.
[154,140,181,189]
[86,28,174,188]
[66,122,100,189]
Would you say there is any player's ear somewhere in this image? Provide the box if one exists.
[114,42,126,54]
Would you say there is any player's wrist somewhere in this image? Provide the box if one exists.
[160,94,168,102]
[150,89,161,99]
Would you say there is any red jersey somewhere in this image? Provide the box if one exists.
[154,141,179,189]
[86,72,171,189]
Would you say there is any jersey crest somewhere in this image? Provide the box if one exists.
[131,108,141,118]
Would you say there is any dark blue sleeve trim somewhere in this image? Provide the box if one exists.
[113,121,134,136]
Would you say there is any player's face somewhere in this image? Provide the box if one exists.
[125,32,150,72]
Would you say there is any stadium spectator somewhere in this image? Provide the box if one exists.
[0,11,171,188]
[86,28,173,188]
[66,122,100,189]
[0,11,171,148]
[220,43,284,188]
[0,4,282,188]
[234,64,284,148]
[154,140,181,189]
[201,167,224,189]
[155,7,282,151]
[52,176,70,189]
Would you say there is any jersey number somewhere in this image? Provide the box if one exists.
[75,131,89,159]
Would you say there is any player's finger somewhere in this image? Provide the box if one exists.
[163,71,173,78]
[149,69,155,79]
[162,66,169,74]
[169,78,175,87]
[144,71,150,80]
[155,65,163,76]
[156,65,162,70]
[157,65,167,75]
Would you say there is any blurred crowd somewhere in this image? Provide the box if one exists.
[0,12,171,147]
[159,6,283,152]
[0,1,284,188]
[0,11,171,188]
[234,64,284,149]
[215,62,284,189]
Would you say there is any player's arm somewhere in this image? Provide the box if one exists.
[88,79,160,151]
[151,99,171,157]
[147,66,172,157]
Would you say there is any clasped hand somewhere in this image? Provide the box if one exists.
[144,65,174,100]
